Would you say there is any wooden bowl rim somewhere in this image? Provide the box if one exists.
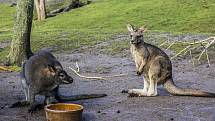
[45,103,84,113]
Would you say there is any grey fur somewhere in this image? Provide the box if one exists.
[17,50,73,112]
[11,50,107,112]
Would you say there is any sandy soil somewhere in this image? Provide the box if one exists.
[0,50,215,121]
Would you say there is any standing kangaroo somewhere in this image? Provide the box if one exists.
[122,24,215,97]
[11,50,107,112]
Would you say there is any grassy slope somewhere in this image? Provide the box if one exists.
[1,0,215,63]
[37,0,215,33]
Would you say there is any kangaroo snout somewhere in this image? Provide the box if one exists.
[62,75,73,84]
[130,39,137,44]
[130,40,135,43]
[68,76,73,83]
[130,39,139,44]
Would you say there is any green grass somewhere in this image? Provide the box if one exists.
[41,0,215,33]
[1,0,215,64]
[101,40,130,55]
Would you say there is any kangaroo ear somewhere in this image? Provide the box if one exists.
[127,24,135,32]
[139,25,147,33]
[47,64,56,73]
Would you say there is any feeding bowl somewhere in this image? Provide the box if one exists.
[45,103,84,121]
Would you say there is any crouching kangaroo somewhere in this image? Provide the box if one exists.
[122,24,215,97]
[11,50,107,112]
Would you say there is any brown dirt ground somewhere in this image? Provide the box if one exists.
[0,50,215,121]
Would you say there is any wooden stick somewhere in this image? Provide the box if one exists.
[0,66,13,72]
[102,74,129,78]
[197,40,214,61]
[189,49,195,66]
[69,63,129,80]
[75,62,80,73]
[69,66,106,80]
[205,49,210,67]
[184,37,215,45]
[166,41,176,50]
[170,45,191,60]
[159,41,168,47]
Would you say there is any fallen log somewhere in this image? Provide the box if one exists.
[48,0,88,16]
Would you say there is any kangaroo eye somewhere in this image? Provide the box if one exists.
[130,35,132,38]
[59,73,65,78]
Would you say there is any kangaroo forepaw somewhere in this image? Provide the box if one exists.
[28,104,44,113]
[121,89,129,93]
[128,93,139,97]
[128,92,149,97]
[136,71,142,76]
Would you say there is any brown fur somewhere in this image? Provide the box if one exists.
[124,24,215,97]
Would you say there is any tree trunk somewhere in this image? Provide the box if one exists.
[35,0,46,21]
[34,0,41,20]
[40,0,46,20]
[7,0,34,66]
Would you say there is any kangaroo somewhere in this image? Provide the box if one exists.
[11,50,107,112]
[122,24,215,97]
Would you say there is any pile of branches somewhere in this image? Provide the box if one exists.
[160,37,215,67]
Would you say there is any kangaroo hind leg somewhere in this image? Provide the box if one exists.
[147,77,158,96]
[126,78,149,97]
[146,60,161,96]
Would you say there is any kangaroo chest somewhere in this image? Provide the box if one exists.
[132,51,142,65]
[130,45,148,66]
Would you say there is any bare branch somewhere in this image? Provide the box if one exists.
[159,41,168,47]
[0,66,13,72]
[69,66,106,80]
[189,49,195,66]
[170,45,191,60]
[197,39,214,61]
[166,41,176,50]
[75,62,80,73]
[69,63,129,80]
[205,49,210,67]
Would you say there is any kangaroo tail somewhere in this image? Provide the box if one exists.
[58,94,107,102]
[163,79,215,97]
